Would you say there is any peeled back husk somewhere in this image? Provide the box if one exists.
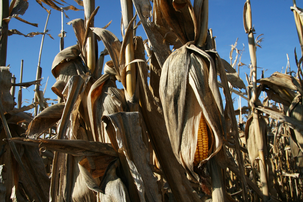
[159,43,224,182]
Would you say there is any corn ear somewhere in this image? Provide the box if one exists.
[194,113,208,166]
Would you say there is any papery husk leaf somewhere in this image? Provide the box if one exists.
[87,64,127,142]
[8,29,55,38]
[244,115,267,164]
[102,112,162,202]
[51,45,82,78]
[226,72,246,90]
[26,102,65,139]
[98,159,130,202]
[155,0,194,44]
[133,0,171,66]
[71,156,96,201]
[194,0,208,47]
[9,0,28,16]
[152,0,182,49]
[137,49,200,201]
[159,44,223,181]
[67,19,86,54]
[91,27,122,79]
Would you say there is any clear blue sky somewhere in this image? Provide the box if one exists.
[5,0,301,110]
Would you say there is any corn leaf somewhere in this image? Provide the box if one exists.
[26,102,65,139]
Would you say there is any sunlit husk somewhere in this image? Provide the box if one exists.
[159,43,224,182]
[245,114,268,165]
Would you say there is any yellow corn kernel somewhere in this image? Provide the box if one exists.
[194,113,208,167]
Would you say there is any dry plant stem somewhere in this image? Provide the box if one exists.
[0,100,42,201]
[34,10,50,116]
[121,0,136,97]
[245,0,269,200]
[60,7,64,51]
[18,60,23,109]
[292,0,303,55]
[10,74,16,98]
[84,0,96,73]
[0,0,9,66]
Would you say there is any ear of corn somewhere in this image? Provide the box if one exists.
[194,113,208,166]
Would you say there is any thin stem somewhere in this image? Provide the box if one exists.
[34,10,51,116]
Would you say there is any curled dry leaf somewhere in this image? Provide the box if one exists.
[258,72,300,106]
[26,102,65,139]
[51,45,87,97]
[91,27,122,79]
[87,63,127,142]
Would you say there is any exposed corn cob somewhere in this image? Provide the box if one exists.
[194,113,208,166]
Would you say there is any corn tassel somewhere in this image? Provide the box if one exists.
[194,113,208,166]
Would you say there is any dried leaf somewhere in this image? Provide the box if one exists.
[91,27,122,78]
[8,29,53,39]
[9,0,28,16]
[26,102,65,139]
[226,72,246,89]
[9,137,118,157]
[102,112,162,202]
[74,0,83,7]
[62,5,81,11]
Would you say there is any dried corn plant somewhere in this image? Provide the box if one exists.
[1,0,303,202]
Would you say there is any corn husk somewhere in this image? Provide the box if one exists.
[87,63,127,142]
[102,112,162,202]
[159,43,224,182]
[245,114,268,165]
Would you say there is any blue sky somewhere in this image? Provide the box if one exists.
[5,0,301,111]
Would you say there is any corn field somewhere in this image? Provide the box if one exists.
[0,0,303,201]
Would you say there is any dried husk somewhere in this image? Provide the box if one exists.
[91,27,122,80]
[244,114,268,165]
[132,0,171,66]
[102,112,162,202]
[51,45,87,97]
[87,63,127,142]
[159,43,224,182]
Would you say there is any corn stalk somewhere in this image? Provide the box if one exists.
[84,0,96,73]
[120,0,136,97]
[292,0,303,56]
[0,0,9,66]
[34,10,50,116]
[243,0,268,200]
